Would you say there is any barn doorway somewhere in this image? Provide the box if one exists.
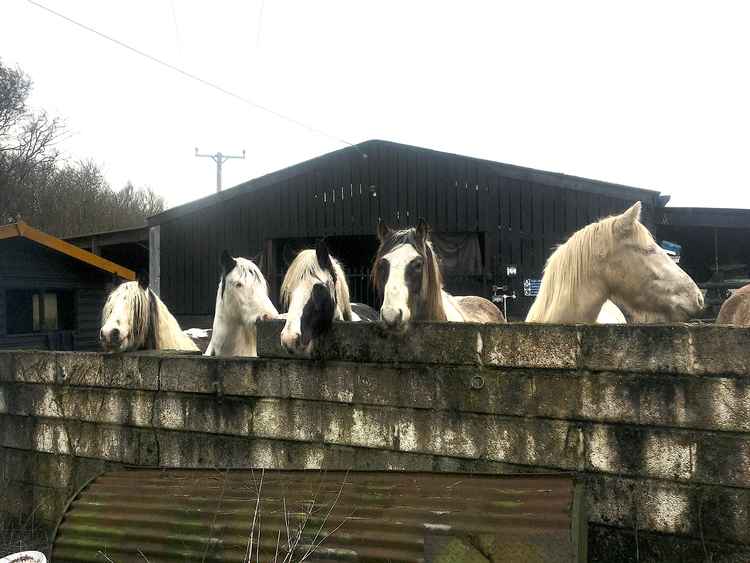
[273,235,380,308]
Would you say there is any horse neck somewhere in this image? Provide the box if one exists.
[208,314,257,356]
[527,268,607,323]
[151,293,198,351]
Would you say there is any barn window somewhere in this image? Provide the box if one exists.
[6,289,76,334]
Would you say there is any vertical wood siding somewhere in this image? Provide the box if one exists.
[156,141,656,318]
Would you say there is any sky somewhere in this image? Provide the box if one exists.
[2,0,749,210]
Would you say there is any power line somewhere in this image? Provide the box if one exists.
[27,0,367,158]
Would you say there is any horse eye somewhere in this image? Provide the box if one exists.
[236,282,243,288]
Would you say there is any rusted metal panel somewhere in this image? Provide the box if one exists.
[52,469,586,563]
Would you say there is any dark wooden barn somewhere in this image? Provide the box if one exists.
[149,139,665,324]
[0,221,135,351]
[65,224,149,275]
[657,207,750,318]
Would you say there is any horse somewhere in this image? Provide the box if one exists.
[372,218,505,332]
[716,284,750,326]
[204,250,279,357]
[279,239,378,355]
[100,273,199,352]
[526,202,704,324]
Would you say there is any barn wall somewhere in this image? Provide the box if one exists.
[156,141,656,320]
[0,323,748,561]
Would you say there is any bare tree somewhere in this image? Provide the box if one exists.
[0,59,165,237]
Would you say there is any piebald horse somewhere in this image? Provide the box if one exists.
[280,239,378,355]
[716,284,750,326]
[100,274,199,352]
[205,250,278,357]
[526,202,704,323]
[373,218,505,332]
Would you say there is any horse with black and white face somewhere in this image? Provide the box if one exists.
[279,239,377,356]
[526,202,704,324]
[204,250,278,357]
[372,218,505,332]
[100,273,199,352]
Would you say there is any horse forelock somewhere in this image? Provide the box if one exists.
[220,258,266,302]
[372,227,447,320]
[102,281,153,349]
[530,212,655,320]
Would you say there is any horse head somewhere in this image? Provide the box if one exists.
[603,202,703,322]
[373,218,446,332]
[100,279,154,352]
[218,250,276,326]
[280,239,350,355]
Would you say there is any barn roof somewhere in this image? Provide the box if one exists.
[148,139,664,225]
[0,221,136,280]
[659,206,750,229]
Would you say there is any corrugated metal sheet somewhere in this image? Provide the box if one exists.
[52,469,586,563]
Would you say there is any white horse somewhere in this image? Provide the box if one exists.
[279,239,377,355]
[373,219,505,332]
[204,251,278,357]
[100,275,199,352]
[526,202,704,324]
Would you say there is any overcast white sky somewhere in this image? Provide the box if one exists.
[2,0,749,210]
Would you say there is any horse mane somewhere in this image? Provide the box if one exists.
[372,228,447,321]
[527,212,655,322]
[220,257,266,300]
[102,281,159,349]
[102,281,196,350]
[280,249,353,320]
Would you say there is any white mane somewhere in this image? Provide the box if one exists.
[102,281,198,351]
[526,212,654,323]
[280,249,352,319]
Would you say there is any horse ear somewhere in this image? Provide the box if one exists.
[315,238,333,272]
[415,217,431,246]
[220,249,235,274]
[615,202,642,234]
[136,269,149,289]
[377,219,392,242]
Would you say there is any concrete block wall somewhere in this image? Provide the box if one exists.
[0,321,749,562]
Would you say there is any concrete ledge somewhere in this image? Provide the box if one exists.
[257,321,750,376]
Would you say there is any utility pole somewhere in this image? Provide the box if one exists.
[195,148,246,192]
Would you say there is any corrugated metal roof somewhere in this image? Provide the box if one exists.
[52,469,586,563]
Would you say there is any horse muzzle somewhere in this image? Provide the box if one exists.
[379,307,406,332]
[100,327,125,351]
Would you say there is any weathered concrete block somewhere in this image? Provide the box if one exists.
[258,319,484,365]
[99,353,159,390]
[482,323,579,369]
[13,351,57,384]
[579,324,693,375]
[160,356,214,393]
[687,325,750,376]
[56,352,103,386]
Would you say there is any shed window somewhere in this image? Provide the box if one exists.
[6,290,76,334]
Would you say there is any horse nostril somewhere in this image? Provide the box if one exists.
[111,327,120,342]
[99,329,105,342]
